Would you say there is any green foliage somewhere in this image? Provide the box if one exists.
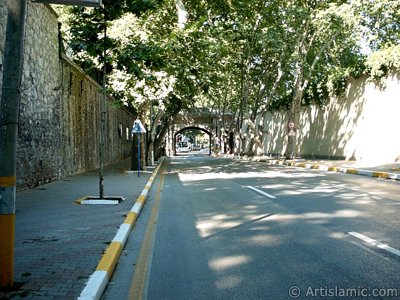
[56,0,398,130]
[58,1,162,84]
[117,40,165,78]
[352,0,400,51]
[366,45,400,80]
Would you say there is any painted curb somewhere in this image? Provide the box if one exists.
[226,155,400,181]
[77,158,165,300]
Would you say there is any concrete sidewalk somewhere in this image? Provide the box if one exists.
[1,159,154,300]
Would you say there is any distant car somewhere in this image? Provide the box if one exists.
[177,142,190,153]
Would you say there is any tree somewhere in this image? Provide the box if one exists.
[55,0,397,160]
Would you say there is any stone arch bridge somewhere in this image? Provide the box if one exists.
[165,109,235,156]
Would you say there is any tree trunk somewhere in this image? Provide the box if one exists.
[285,87,304,159]
[154,121,169,160]
[175,0,188,29]
[131,133,140,171]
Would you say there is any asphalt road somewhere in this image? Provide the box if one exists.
[103,155,400,300]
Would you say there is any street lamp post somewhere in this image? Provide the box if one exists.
[98,6,107,199]
[149,100,155,166]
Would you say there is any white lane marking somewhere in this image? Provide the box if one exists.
[348,232,400,257]
[246,186,276,199]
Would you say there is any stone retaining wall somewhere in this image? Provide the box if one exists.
[0,3,134,189]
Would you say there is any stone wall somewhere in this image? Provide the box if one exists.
[0,3,134,189]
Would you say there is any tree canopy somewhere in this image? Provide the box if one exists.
[54,0,400,157]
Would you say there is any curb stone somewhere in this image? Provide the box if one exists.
[219,154,400,182]
[77,158,165,300]
[262,159,400,181]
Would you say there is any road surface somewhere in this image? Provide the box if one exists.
[103,156,400,299]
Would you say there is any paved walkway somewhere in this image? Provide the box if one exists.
[1,159,152,300]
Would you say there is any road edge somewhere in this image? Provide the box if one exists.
[220,155,400,181]
[274,159,400,181]
[77,157,165,300]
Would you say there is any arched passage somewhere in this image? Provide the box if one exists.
[174,126,212,156]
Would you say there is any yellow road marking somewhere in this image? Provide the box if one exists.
[128,169,165,300]
[0,214,15,287]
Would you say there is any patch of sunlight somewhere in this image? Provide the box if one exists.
[278,190,303,196]
[209,255,251,272]
[368,191,386,200]
[211,214,232,220]
[329,232,347,239]
[178,171,323,182]
[170,161,186,165]
[341,185,361,191]
[199,166,212,169]
[279,186,373,198]
[346,199,374,205]
[261,184,293,189]
[243,205,259,210]
[196,219,242,237]
[333,193,368,199]
[251,226,271,231]
[310,219,329,225]
[302,210,361,219]
[246,234,281,246]
[196,213,269,238]
[368,191,385,195]
[296,188,338,193]
[204,187,218,191]
[268,209,361,222]
[215,275,243,289]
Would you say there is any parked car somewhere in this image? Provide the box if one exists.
[177,141,190,153]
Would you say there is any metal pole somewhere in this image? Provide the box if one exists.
[0,0,27,288]
[150,101,154,166]
[137,133,140,177]
[99,6,106,199]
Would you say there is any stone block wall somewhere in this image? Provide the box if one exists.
[1,3,134,189]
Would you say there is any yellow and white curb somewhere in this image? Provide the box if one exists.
[78,158,164,300]
[227,155,400,181]
[261,159,400,181]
